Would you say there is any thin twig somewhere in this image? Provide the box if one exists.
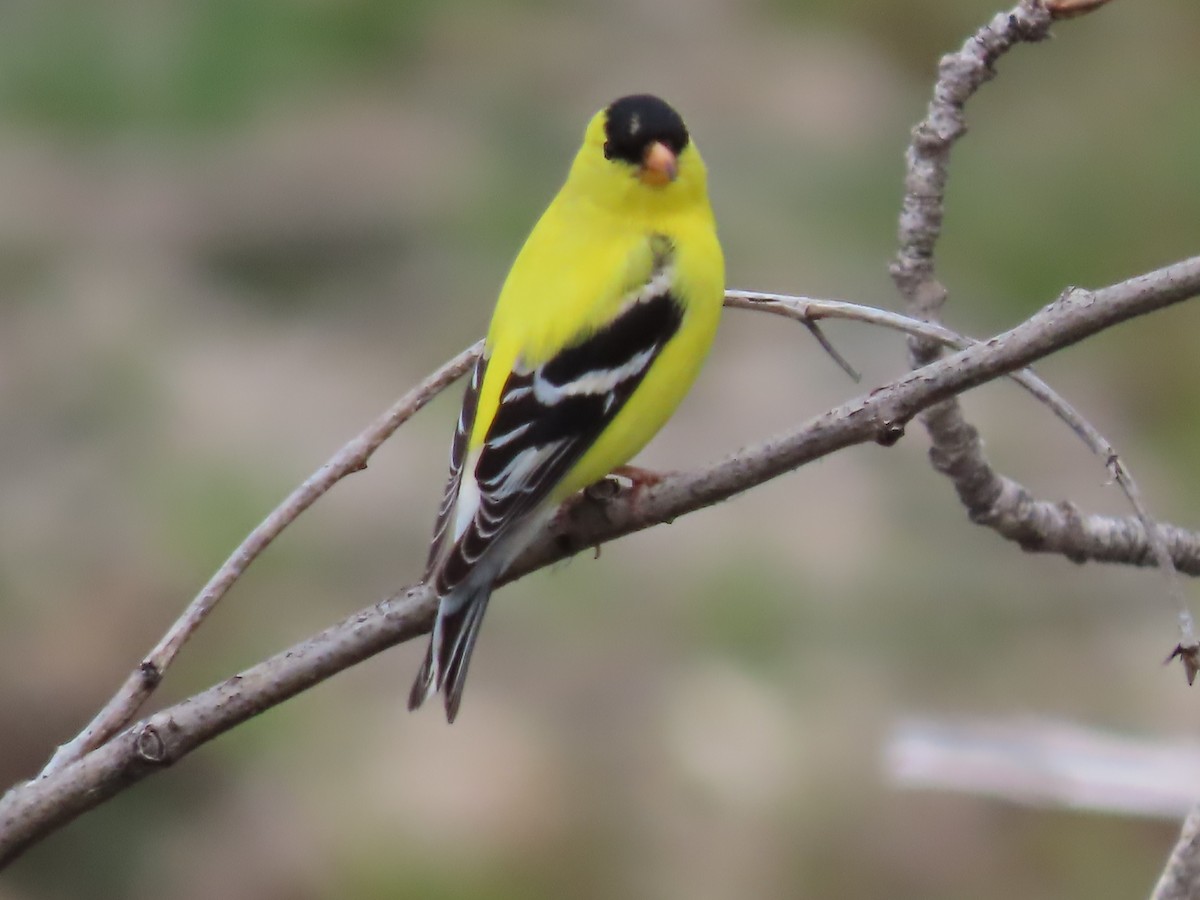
[39,342,482,777]
[727,291,1190,624]
[799,318,862,382]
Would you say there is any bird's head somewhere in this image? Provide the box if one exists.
[571,94,708,212]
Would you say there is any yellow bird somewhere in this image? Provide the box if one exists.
[409,94,725,721]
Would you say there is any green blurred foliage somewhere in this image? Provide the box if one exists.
[0,0,442,134]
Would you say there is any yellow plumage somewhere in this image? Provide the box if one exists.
[410,94,724,721]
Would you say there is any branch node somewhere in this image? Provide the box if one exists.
[583,477,623,504]
[1166,643,1200,686]
[134,723,169,766]
[138,661,162,690]
[1055,285,1092,310]
[1054,500,1091,564]
[875,419,908,447]
[1103,452,1120,484]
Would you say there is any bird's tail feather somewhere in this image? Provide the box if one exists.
[407,585,494,723]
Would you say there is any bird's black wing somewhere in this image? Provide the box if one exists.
[429,247,684,597]
[425,353,487,576]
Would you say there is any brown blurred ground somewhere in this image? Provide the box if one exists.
[2,1,1200,898]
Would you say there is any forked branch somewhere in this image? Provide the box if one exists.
[2,255,1199,867]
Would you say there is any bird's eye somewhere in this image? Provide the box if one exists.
[603,141,614,160]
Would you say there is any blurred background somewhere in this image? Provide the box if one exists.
[2,0,1199,897]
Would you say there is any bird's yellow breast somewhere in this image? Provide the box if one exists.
[471,138,725,501]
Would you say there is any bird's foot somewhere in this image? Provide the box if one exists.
[568,465,668,519]
[610,464,668,490]
[609,464,672,515]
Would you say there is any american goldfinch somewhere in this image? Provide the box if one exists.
[409,93,724,721]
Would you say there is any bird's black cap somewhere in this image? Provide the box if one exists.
[602,94,690,167]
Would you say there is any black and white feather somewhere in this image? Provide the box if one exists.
[409,239,684,721]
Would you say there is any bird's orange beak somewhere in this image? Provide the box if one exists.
[639,141,678,186]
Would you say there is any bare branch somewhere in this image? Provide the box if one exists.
[886,0,1200,888]
[891,1,1059,328]
[3,255,1199,868]
[727,292,1200,586]
[887,716,1200,818]
[889,0,1198,666]
[65,281,1176,793]
[1152,807,1200,900]
[39,342,482,777]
